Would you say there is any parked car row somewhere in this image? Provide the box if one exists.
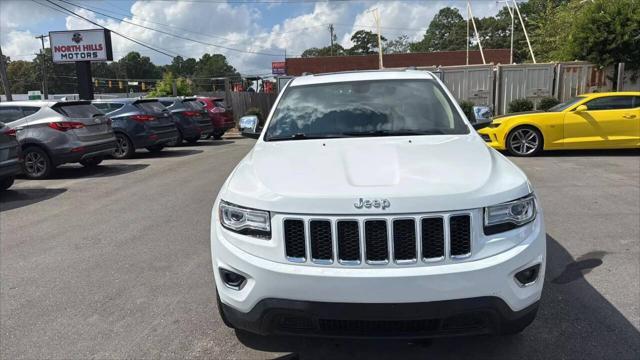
[0,96,234,189]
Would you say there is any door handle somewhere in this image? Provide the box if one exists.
[623,114,637,119]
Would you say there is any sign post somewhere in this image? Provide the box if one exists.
[49,29,113,100]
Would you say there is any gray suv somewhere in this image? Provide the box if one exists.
[0,122,22,190]
[92,98,178,158]
[158,97,213,145]
[0,101,116,179]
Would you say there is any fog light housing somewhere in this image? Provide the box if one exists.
[515,264,540,287]
[219,268,246,290]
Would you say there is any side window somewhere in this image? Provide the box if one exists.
[21,106,40,116]
[585,96,633,111]
[110,103,124,111]
[0,106,24,124]
[634,97,640,108]
[93,103,110,112]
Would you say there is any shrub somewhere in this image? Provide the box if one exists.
[537,97,560,111]
[458,100,475,121]
[508,98,534,113]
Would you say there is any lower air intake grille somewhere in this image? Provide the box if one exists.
[450,215,471,257]
[318,318,439,335]
[283,219,305,260]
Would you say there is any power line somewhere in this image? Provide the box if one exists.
[57,0,288,57]
[35,0,178,59]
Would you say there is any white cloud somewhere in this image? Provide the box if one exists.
[0,30,41,61]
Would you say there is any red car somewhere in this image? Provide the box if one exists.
[196,97,235,140]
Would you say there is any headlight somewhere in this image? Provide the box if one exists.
[484,195,536,235]
[219,200,271,239]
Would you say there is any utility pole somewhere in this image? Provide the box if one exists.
[512,0,536,63]
[35,34,48,99]
[466,1,470,65]
[328,24,335,56]
[467,1,486,64]
[0,46,13,101]
[368,8,383,69]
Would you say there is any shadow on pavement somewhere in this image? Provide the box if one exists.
[187,140,235,147]
[0,188,67,212]
[535,149,639,157]
[45,163,150,180]
[235,235,640,360]
[131,149,203,159]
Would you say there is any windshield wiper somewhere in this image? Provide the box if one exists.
[342,129,445,137]
[267,133,346,141]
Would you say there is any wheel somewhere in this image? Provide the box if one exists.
[185,137,199,144]
[166,130,183,147]
[0,176,15,191]
[506,126,543,157]
[216,292,234,329]
[22,146,53,179]
[212,133,224,140]
[145,145,165,153]
[79,157,103,167]
[113,133,134,159]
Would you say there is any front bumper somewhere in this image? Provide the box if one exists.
[478,129,506,150]
[212,212,546,336]
[220,296,539,338]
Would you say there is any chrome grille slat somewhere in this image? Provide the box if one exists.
[282,213,472,266]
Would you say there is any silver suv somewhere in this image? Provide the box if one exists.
[0,101,116,179]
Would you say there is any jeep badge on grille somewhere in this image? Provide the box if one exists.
[354,198,391,210]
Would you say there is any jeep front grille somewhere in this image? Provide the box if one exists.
[281,213,472,266]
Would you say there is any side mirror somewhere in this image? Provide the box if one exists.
[473,106,493,123]
[473,120,492,130]
[239,115,258,132]
[574,105,588,112]
[239,115,261,139]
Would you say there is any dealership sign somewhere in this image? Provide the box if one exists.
[272,61,286,75]
[49,29,113,63]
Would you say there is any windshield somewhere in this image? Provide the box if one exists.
[547,96,585,112]
[264,79,469,141]
[54,104,102,118]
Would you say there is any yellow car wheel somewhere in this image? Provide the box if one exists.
[506,126,543,157]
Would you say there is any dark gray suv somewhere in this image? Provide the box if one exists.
[0,101,116,179]
[92,98,178,159]
[0,122,22,190]
[158,97,213,145]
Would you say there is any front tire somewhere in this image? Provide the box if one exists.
[506,126,543,157]
[0,176,15,190]
[22,146,53,179]
[79,157,103,167]
[185,136,200,144]
[113,133,134,159]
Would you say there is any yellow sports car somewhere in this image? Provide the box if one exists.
[478,92,640,156]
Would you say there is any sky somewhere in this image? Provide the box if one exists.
[0,0,505,76]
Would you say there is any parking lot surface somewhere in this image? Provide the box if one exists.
[1,139,638,359]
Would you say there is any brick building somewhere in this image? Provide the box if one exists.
[284,49,510,76]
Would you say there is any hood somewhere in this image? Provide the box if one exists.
[490,111,553,125]
[221,135,532,214]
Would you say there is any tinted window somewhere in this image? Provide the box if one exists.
[135,101,167,114]
[21,106,40,116]
[585,96,634,110]
[0,106,24,124]
[160,100,174,107]
[548,96,585,112]
[55,104,101,118]
[634,97,640,108]
[265,79,469,141]
[214,101,226,108]
[183,100,203,110]
[93,103,111,111]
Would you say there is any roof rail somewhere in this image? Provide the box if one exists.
[301,72,313,76]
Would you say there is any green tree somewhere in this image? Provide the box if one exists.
[561,0,640,72]
[411,7,466,52]
[384,34,411,54]
[193,53,238,92]
[348,30,386,55]
[301,44,346,57]
[167,56,197,77]
[113,52,162,79]
[5,59,38,94]
[147,72,192,97]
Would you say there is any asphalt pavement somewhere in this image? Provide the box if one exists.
[1,138,638,359]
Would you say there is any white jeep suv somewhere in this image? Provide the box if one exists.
[211,70,545,338]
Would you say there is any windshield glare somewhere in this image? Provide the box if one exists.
[547,96,585,112]
[265,79,469,141]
